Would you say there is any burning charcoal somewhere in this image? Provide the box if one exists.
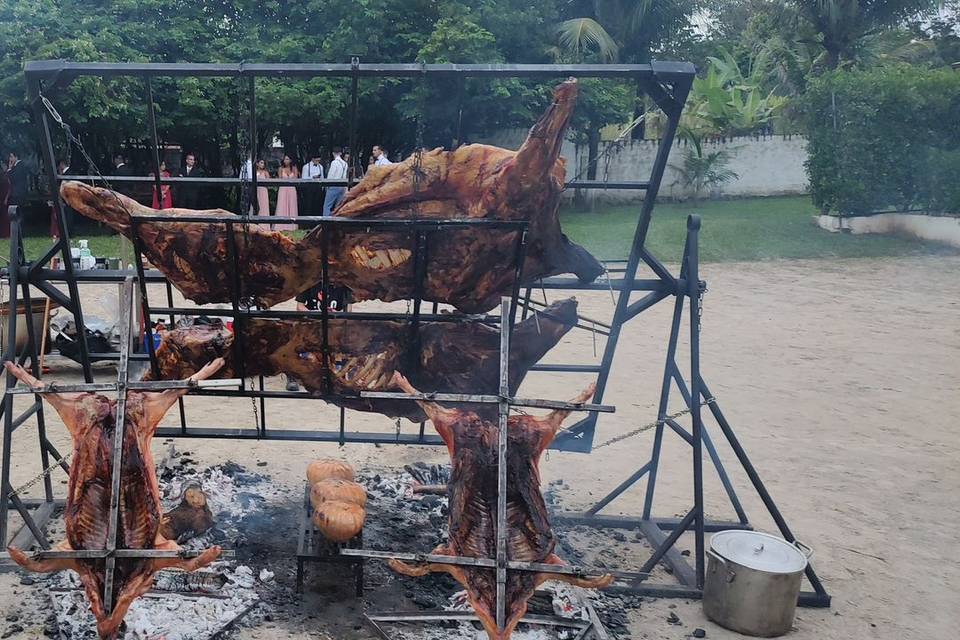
[612,531,627,542]
[691,629,707,638]
[667,612,682,625]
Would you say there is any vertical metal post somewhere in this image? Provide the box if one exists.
[0,212,22,544]
[130,218,161,380]
[103,278,135,613]
[686,215,705,588]
[641,234,690,520]
[348,57,360,186]
[145,77,164,209]
[248,75,259,215]
[223,221,249,387]
[164,281,187,434]
[495,297,511,631]
[507,228,529,330]
[319,223,332,394]
[18,276,53,504]
[29,77,93,382]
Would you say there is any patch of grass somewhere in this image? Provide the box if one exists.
[1,196,954,266]
[561,195,959,262]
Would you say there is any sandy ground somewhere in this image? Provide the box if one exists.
[1,254,958,639]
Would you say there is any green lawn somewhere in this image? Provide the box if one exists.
[561,195,958,262]
[1,196,955,265]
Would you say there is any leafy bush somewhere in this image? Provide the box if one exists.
[804,65,960,214]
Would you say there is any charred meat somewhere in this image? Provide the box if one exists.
[60,80,600,312]
[387,372,612,640]
[4,360,224,639]
[145,298,578,421]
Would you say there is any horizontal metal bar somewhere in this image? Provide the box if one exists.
[565,180,650,190]
[149,307,501,324]
[358,390,616,413]
[340,548,607,577]
[25,60,696,81]
[7,379,242,395]
[529,364,602,373]
[131,213,527,229]
[367,611,589,629]
[603,583,829,608]
[154,425,446,445]
[0,549,235,560]
[59,175,354,187]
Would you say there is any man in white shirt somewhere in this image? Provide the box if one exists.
[300,153,324,215]
[373,145,392,166]
[323,147,349,216]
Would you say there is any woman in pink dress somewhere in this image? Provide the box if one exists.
[252,159,271,217]
[274,155,298,230]
[150,161,173,209]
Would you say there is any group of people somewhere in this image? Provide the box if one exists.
[0,151,34,237]
[251,145,391,228]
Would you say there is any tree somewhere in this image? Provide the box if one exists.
[790,0,941,69]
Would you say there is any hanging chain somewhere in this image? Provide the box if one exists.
[249,378,260,428]
[6,453,72,501]
[587,398,716,450]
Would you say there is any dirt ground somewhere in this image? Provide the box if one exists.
[1,254,958,639]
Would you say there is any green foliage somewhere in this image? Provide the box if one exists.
[804,64,960,214]
[686,49,788,136]
[0,0,568,174]
[671,146,740,200]
[789,0,941,69]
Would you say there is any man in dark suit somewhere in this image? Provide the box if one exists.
[176,153,205,209]
[6,151,29,206]
[112,153,134,197]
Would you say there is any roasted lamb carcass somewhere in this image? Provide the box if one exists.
[387,372,612,640]
[145,298,578,421]
[4,360,224,639]
[60,79,601,313]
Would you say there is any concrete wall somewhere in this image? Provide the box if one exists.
[474,130,809,203]
[817,213,960,248]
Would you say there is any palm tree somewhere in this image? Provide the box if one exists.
[791,0,941,69]
[554,0,697,64]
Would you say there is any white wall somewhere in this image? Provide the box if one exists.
[817,213,960,248]
[474,130,810,203]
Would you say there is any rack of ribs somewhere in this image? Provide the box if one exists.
[144,298,579,421]
[386,372,613,640]
[4,359,225,639]
[59,79,602,313]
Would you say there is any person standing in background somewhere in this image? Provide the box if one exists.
[323,147,348,216]
[176,153,205,209]
[254,159,271,217]
[6,151,29,206]
[300,153,324,216]
[372,145,391,166]
[274,154,298,230]
[150,160,173,209]
[0,161,10,238]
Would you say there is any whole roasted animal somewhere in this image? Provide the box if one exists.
[388,372,613,640]
[59,79,601,313]
[145,298,578,421]
[5,360,224,639]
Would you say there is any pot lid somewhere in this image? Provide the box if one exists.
[710,531,808,574]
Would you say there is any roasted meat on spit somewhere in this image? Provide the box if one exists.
[144,298,579,421]
[59,79,601,312]
[387,372,613,640]
[4,360,225,639]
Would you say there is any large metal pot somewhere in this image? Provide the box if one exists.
[703,530,813,637]
[0,297,60,356]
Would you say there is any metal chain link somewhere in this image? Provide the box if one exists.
[6,452,72,501]
[586,397,716,450]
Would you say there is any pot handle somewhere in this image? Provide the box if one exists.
[707,548,736,583]
[793,539,814,560]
